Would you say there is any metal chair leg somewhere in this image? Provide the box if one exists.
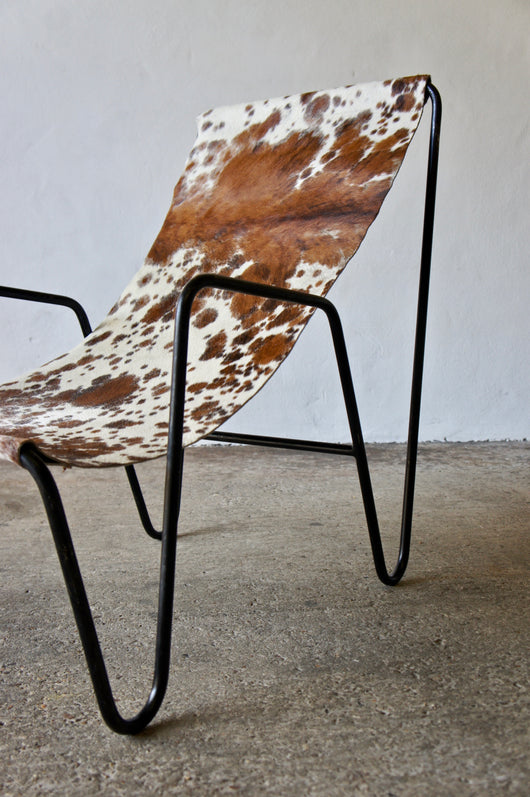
[20,443,183,734]
[124,464,162,540]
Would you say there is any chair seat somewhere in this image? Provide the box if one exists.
[0,76,428,467]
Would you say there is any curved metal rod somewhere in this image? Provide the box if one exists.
[171,273,397,586]
[20,443,181,734]
[389,80,441,583]
[0,284,92,338]
[124,464,163,540]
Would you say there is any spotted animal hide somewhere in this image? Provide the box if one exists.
[0,76,428,467]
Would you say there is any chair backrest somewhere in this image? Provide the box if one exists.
[0,76,429,467]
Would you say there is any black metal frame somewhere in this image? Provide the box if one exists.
[2,83,440,734]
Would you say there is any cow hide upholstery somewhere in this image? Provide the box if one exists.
[0,76,428,467]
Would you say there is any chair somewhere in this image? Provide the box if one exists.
[0,76,441,733]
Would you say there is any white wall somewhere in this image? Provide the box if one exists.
[0,0,528,442]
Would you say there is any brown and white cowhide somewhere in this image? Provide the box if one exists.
[0,76,428,467]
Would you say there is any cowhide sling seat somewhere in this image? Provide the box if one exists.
[0,76,441,733]
[0,75,429,468]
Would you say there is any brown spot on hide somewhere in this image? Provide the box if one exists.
[70,374,139,408]
[304,94,330,122]
[86,330,112,347]
[132,295,150,312]
[249,333,291,365]
[300,91,316,105]
[393,92,415,113]
[152,383,170,397]
[187,381,209,393]
[191,400,224,422]
[391,79,408,96]
[234,110,282,146]
[147,128,324,274]
[220,347,244,366]
[266,304,305,328]
[233,329,257,346]
[194,308,218,328]
[104,419,138,429]
[199,331,227,361]
[144,368,162,380]
[142,293,177,325]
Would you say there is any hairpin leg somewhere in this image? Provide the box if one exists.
[19,443,183,734]
[171,273,413,586]
[124,464,162,540]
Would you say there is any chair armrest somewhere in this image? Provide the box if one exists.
[0,285,92,337]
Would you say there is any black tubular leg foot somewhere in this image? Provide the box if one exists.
[19,444,180,734]
[125,464,162,540]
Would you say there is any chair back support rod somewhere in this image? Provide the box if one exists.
[395,82,441,582]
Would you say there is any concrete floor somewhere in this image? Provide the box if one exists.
[0,442,528,795]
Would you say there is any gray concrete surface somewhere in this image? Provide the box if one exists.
[0,442,528,795]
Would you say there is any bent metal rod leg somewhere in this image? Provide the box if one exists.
[19,443,183,734]
[124,464,162,540]
[172,273,408,587]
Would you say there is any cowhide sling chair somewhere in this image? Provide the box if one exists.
[0,76,441,733]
